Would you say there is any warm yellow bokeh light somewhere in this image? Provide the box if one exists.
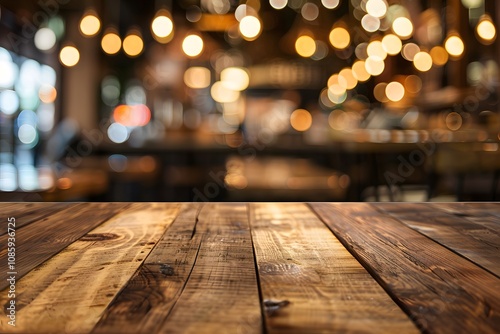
[327,74,347,96]
[385,81,405,102]
[430,46,449,66]
[184,67,211,89]
[221,67,250,91]
[295,35,316,58]
[413,51,433,72]
[329,27,350,50]
[392,17,413,39]
[123,33,144,57]
[101,31,121,55]
[477,19,496,43]
[80,14,101,37]
[59,46,80,67]
[152,15,174,39]
[290,109,313,132]
[367,40,387,60]
[445,35,465,58]
[382,34,402,55]
[338,68,358,90]
[211,81,240,103]
[239,16,262,40]
[182,34,204,57]
[352,60,371,82]
[366,0,388,18]
[365,56,385,76]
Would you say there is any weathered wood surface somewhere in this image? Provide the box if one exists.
[376,203,500,278]
[0,202,499,333]
[249,203,418,334]
[0,203,70,235]
[0,203,180,333]
[311,203,500,334]
[93,203,203,333]
[156,203,262,334]
[0,203,129,289]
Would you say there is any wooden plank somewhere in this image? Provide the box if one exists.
[249,203,418,333]
[0,203,129,290]
[0,203,74,235]
[311,203,500,334]
[93,203,203,334]
[432,202,500,219]
[156,203,262,334]
[0,203,180,333]
[377,203,500,278]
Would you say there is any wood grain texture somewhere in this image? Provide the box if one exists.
[0,203,180,333]
[0,203,71,235]
[377,203,500,278]
[249,203,418,334]
[93,203,203,334]
[311,203,500,334]
[432,202,500,218]
[0,203,129,290]
[157,203,262,334]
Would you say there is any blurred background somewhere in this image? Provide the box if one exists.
[0,0,499,202]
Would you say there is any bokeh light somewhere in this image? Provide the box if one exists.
[295,35,316,57]
[338,68,358,90]
[361,14,380,32]
[221,67,250,91]
[382,34,402,55]
[385,81,405,102]
[34,28,57,51]
[352,60,371,82]
[392,17,413,39]
[445,35,465,58]
[107,123,129,143]
[329,27,350,50]
[430,46,449,66]
[322,0,340,9]
[151,13,174,42]
[402,43,420,61]
[182,34,204,57]
[113,104,151,127]
[123,32,144,57]
[239,16,262,40]
[413,51,433,72]
[211,81,240,103]
[476,17,496,44]
[270,0,288,10]
[367,40,387,60]
[101,29,121,55]
[365,56,385,76]
[290,109,312,132]
[79,12,101,37]
[366,0,388,18]
[184,67,211,89]
[59,46,80,67]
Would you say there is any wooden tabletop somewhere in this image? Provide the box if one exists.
[0,203,499,333]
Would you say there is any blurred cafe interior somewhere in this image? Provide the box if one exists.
[1,0,500,202]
